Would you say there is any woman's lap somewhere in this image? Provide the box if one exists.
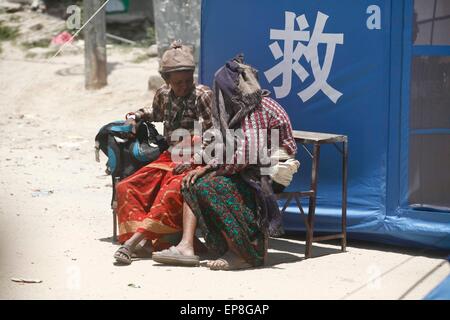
[183,174,266,267]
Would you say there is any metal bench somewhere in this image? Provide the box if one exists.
[278,130,348,258]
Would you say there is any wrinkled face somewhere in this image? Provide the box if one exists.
[166,70,194,98]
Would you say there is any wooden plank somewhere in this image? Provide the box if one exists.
[84,0,107,90]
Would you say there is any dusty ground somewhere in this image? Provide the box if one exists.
[0,9,449,300]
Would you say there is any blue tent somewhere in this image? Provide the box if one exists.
[200,0,450,250]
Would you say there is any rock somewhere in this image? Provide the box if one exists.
[148,74,165,91]
[29,23,43,31]
[147,44,158,57]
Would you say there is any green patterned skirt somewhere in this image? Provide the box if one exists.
[182,173,266,267]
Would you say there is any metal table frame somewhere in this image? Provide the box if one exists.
[278,130,348,259]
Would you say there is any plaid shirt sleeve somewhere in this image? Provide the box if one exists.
[191,86,214,165]
[197,86,213,132]
[135,87,166,122]
[265,98,297,155]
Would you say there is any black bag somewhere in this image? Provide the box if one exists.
[95,120,168,204]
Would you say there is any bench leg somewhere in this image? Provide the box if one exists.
[305,144,320,259]
[341,141,348,252]
[280,193,294,215]
[112,202,118,243]
[112,177,120,244]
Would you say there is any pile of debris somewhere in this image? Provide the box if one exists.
[0,0,80,59]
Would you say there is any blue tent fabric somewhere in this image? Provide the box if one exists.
[424,257,450,300]
[200,0,450,250]
[424,274,450,300]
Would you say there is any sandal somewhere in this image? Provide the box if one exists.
[114,245,132,265]
[152,246,200,267]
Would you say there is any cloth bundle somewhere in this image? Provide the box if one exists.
[269,148,300,187]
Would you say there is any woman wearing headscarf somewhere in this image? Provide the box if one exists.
[153,55,299,270]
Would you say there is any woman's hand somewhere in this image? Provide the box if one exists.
[182,166,212,189]
[173,163,192,175]
[124,114,138,138]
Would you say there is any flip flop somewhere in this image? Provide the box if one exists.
[152,246,200,267]
[114,245,132,265]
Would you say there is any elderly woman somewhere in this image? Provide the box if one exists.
[153,55,299,270]
[113,41,213,265]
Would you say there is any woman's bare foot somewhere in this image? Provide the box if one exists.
[207,251,252,271]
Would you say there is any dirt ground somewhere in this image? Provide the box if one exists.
[0,9,449,300]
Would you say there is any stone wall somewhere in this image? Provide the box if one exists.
[153,0,200,63]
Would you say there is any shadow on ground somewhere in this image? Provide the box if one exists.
[266,237,344,267]
[97,231,449,269]
[280,231,449,259]
[98,236,117,244]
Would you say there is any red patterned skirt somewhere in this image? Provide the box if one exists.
[116,151,186,248]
